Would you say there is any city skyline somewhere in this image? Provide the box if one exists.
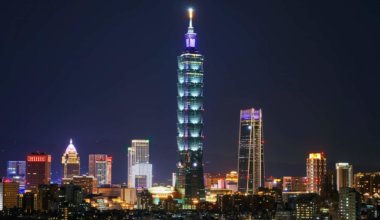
[1,1,380,184]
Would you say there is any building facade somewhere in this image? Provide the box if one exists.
[336,163,353,191]
[128,140,152,188]
[175,8,205,206]
[354,172,380,199]
[237,108,264,194]
[339,187,360,220]
[61,139,80,179]
[26,152,52,191]
[71,175,97,195]
[306,153,327,194]
[7,161,26,193]
[295,193,320,220]
[0,180,19,210]
[283,176,307,192]
[88,154,112,186]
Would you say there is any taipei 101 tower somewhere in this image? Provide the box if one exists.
[175,8,205,207]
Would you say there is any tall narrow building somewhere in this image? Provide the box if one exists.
[61,139,80,178]
[26,152,51,192]
[88,154,112,186]
[306,153,327,194]
[336,162,353,191]
[176,8,205,206]
[237,108,264,194]
[7,161,26,193]
[127,140,152,188]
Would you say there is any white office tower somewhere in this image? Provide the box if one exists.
[128,140,153,188]
[336,162,353,191]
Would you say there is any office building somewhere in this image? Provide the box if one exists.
[339,187,360,220]
[88,154,112,186]
[295,193,320,220]
[0,180,19,210]
[71,175,97,195]
[26,152,52,191]
[127,140,152,188]
[336,163,353,191]
[354,172,380,199]
[306,153,327,194]
[7,161,26,193]
[237,108,264,194]
[283,176,307,192]
[61,139,80,178]
[175,8,205,205]
[36,184,59,211]
[130,163,152,188]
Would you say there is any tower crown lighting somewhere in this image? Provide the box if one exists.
[309,153,322,159]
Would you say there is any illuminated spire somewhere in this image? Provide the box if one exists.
[65,138,77,154]
[185,8,196,48]
[188,8,193,29]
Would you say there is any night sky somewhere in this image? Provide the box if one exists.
[1,1,380,184]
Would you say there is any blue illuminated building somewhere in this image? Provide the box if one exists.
[175,8,205,207]
[7,160,26,193]
[237,108,264,194]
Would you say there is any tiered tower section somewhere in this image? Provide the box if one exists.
[176,8,205,206]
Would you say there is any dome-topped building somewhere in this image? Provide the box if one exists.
[62,139,80,178]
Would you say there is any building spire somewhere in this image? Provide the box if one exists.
[188,8,193,29]
[185,8,196,48]
[70,138,73,144]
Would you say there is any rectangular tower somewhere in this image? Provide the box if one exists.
[26,152,51,192]
[88,154,112,186]
[237,108,264,194]
[7,161,26,193]
[306,153,327,194]
[128,140,152,188]
[336,162,353,191]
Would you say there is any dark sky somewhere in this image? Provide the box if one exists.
[1,1,380,184]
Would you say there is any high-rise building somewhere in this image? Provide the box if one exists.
[88,154,112,186]
[127,140,152,188]
[175,8,205,206]
[306,153,327,194]
[237,108,264,194]
[336,163,353,191]
[339,187,360,220]
[0,180,19,210]
[7,161,26,193]
[61,139,80,179]
[26,152,52,192]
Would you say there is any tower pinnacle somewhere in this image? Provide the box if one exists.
[185,8,196,48]
[188,8,193,29]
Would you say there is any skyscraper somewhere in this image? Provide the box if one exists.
[336,162,353,191]
[237,108,264,194]
[88,154,112,186]
[7,161,26,193]
[176,8,205,206]
[127,140,152,188]
[26,152,52,192]
[0,180,19,210]
[61,139,80,179]
[306,153,327,194]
